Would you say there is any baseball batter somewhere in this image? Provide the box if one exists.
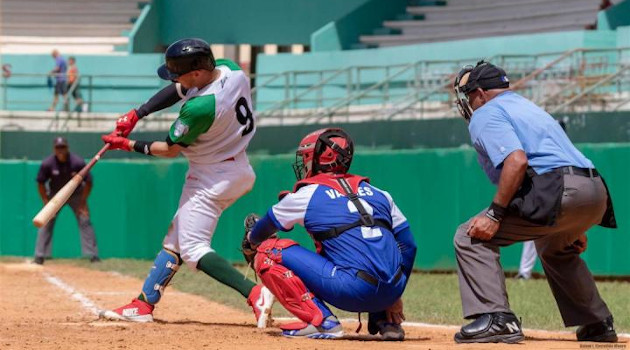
[241,128,417,340]
[99,38,274,326]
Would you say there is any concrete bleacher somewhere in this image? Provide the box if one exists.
[0,0,144,53]
[360,0,604,47]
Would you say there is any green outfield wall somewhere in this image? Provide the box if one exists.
[0,144,627,275]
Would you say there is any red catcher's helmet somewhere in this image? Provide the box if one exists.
[293,128,354,180]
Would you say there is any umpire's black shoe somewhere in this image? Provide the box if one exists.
[33,256,44,265]
[576,316,617,342]
[454,312,524,344]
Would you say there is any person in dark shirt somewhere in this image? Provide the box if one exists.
[33,137,99,264]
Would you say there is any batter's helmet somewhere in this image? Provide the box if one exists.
[157,38,216,81]
[293,128,354,180]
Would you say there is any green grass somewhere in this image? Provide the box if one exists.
[56,258,630,333]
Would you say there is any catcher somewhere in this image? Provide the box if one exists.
[242,128,417,340]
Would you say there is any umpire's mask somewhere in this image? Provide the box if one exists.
[454,65,475,121]
[453,60,510,122]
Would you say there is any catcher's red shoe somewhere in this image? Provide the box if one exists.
[99,298,154,323]
[247,285,275,328]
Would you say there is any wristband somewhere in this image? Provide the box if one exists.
[486,202,507,222]
[133,141,154,156]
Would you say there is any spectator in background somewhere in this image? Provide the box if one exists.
[48,50,69,112]
[33,137,99,265]
[67,56,85,113]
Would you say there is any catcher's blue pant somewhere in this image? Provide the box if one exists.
[281,245,407,313]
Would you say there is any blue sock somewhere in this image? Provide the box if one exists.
[312,296,334,320]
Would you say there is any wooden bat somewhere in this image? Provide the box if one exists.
[32,144,110,228]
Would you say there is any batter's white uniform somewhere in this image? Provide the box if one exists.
[162,59,256,269]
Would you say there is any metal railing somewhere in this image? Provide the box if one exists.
[251,52,560,122]
[253,47,630,123]
[0,73,172,114]
[1,47,629,129]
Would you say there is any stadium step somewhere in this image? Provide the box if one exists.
[406,0,597,19]
[363,0,599,47]
[350,43,378,50]
[0,36,129,54]
[0,0,141,41]
[407,0,447,6]
[372,28,402,36]
[395,13,425,21]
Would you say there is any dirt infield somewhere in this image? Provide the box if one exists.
[1,262,627,350]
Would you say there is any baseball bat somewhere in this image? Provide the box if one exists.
[32,143,110,228]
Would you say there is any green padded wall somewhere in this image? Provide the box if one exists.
[1,144,627,275]
[1,111,628,160]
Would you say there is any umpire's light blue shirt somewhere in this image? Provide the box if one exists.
[469,91,593,184]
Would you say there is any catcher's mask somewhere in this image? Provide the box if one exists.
[293,128,354,180]
[453,60,509,121]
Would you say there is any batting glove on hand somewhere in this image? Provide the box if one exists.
[102,133,131,151]
[114,109,139,137]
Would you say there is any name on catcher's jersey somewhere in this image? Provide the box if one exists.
[267,181,409,281]
[168,59,256,164]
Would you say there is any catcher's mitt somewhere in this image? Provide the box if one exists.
[242,213,260,266]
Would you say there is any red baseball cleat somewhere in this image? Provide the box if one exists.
[247,285,275,328]
[99,298,154,323]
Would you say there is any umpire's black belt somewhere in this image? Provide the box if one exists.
[559,166,599,178]
[357,267,403,287]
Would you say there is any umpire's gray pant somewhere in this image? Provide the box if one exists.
[34,194,98,259]
[454,173,612,327]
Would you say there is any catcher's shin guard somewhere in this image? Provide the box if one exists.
[254,238,324,326]
[141,248,182,304]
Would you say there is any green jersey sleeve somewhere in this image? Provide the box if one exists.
[168,94,216,146]
[215,58,242,71]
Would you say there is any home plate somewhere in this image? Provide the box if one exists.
[90,321,131,328]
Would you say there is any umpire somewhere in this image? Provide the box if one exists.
[451,61,617,344]
[33,137,99,264]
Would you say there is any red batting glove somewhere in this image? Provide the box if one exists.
[114,109,139,137]
[102,133,131,151]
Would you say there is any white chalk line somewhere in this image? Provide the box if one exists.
[43,271,101,317]
[274,318,630,339]
[41,269,630,339]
